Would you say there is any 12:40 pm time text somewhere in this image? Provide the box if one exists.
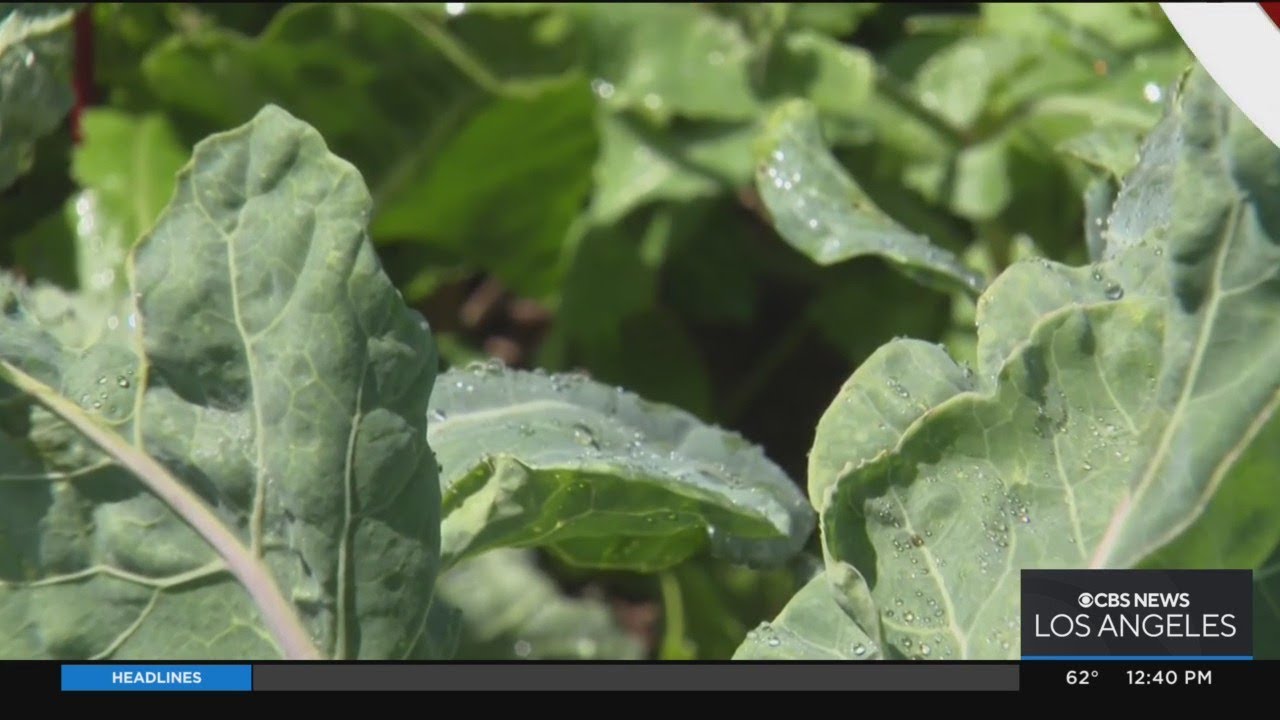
[1126,669,1213,686]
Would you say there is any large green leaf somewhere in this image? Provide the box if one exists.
[746,65,1280,660]
[0,105,442,660]
[0,3,76,191]
[435,548,645,660]
[755,100,984,295]
[428,363,814,572]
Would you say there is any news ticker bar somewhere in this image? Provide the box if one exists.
[23,660,1273,692]
[46,663,1018,691]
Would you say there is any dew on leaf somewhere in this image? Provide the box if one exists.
[572,423,599,449]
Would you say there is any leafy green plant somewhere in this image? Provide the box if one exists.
[0,2,1276,661]
[737,64,1280,660]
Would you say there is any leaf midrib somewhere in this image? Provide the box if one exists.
[1089,200,1241,569]
[427,397,596,441]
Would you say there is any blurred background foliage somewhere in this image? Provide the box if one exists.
[0,2,1190,659]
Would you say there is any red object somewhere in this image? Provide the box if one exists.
[71,7,95,145]
[1263,3,1280,29]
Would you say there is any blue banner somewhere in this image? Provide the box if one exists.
[61,665,252,692]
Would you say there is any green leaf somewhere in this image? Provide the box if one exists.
[755,100,984,294]
[1142,411,1280,573]
[913,35,1028,131]
[982,3,1173,51]
[72,110,188,252]
[140,4,595,301]
[138,4,482,198]
[661,555,811,660]
[568,4,758,123]
[1060,128,1143,181]
[435,548,645,660]
[798,66,1280,659]
[383,3,580,96]
[371,77,598,299]
[16,110,189,300]
[763,31,874,121]
[785,4,878,38]
[0,3,76,190]
[591,113,755,225]
[0,105,442,660]
[428,363,814,572]
[733,573,881,660]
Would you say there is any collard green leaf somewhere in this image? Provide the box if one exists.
[0,3,76,190]
[428,363,814,572]
[733,573,880,660]
[435,548,644,660]
[756,100,984,295]
[775,66,1280,660]
[1142,411,1280,573]
[0,105,442,660]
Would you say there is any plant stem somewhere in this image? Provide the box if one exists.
[378,6,545,100]
[657,571,694,660]
[71,6,95,145]
[873,68,967,146]
[0,361,323,660]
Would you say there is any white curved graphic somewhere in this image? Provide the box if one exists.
[1161,3,1280,150]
